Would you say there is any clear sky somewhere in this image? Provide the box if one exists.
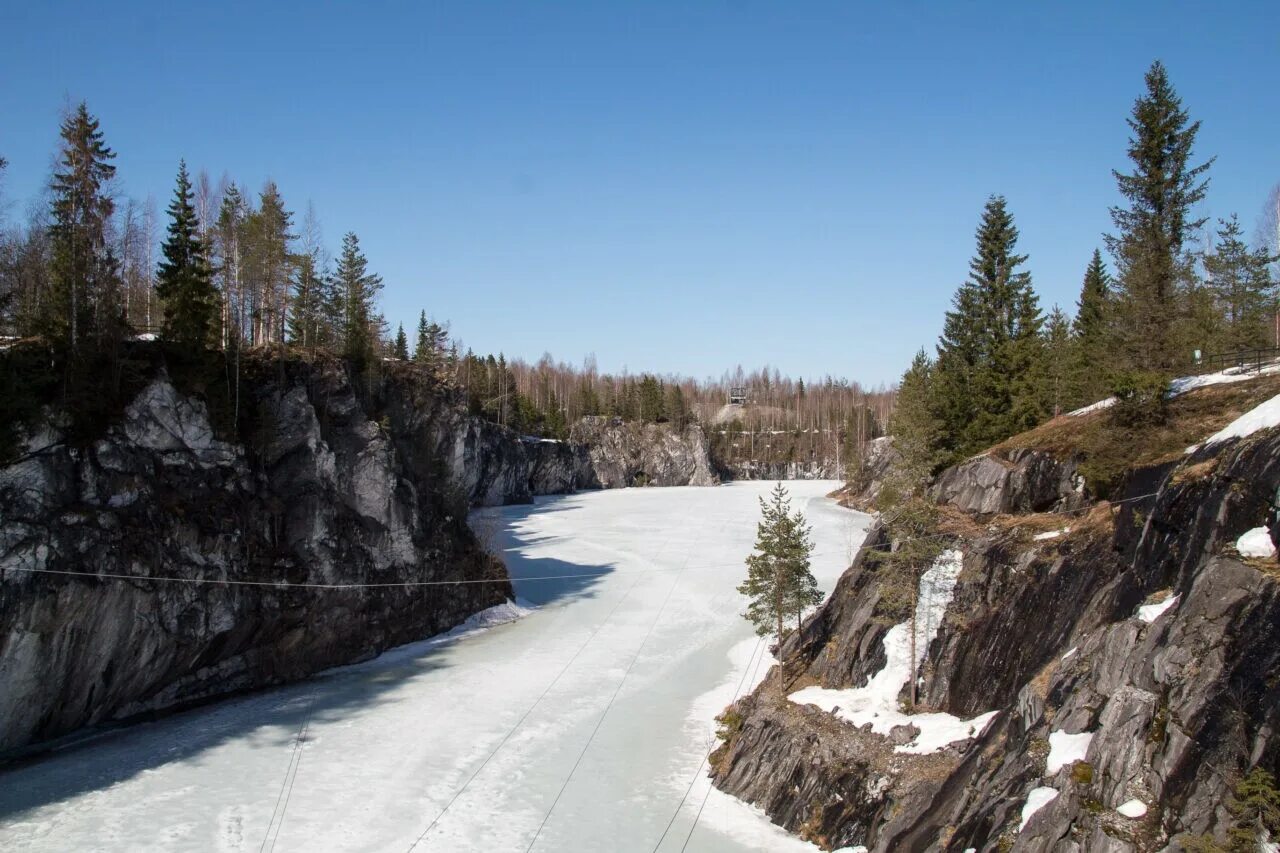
[2,1,1277,385]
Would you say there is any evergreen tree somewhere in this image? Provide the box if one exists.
[333,231,382,364]
[214,184,247,347]
[1066,249,1112,408]
[155,161,217,350]
[1105,60,1212,373]
[1225,768,1280,853]
[889,350,944,492]
[242,182,293,346]
[392,323,409,360]
[414,310,447,368]
[46,102,119,351]
[1204,214,1277,352]
[737,483,819,682]
[286,251,326,349]
[934,195,1045,458]
[1043,305,1072,416]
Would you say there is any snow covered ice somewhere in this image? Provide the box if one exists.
[0,481,868,853]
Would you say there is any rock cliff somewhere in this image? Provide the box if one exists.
[0,354,718,755]
[711,404,1280,851]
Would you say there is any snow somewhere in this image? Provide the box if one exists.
[1019,787,1059,831]
[1066,397,1117,417]
[1239,527,1278,559]
[1046,729,1093,773]
[131,332,158,341]
[1034,527,1070,541]
[1201,394,1280,447]
[0,481,868,853]
[1060,646,1078,661]
[1070,362,1280,419]
[1137,593,1180,624]
[788,550,999,755]
[1116,799,1148,819]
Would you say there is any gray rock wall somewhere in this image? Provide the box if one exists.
[0,359,719,754]
[711,423,1280,851]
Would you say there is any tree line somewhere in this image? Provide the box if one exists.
[0,102,889,454]
[890,60,1279,479]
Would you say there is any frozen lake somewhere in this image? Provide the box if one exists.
[0,481,869,852]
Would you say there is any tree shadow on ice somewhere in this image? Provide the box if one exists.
[0,496,617,822]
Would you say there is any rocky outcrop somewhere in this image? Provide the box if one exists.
[724,459,841,481]
[0,361,512,755]
[932,447,1087,515]
[569,418,718,488]
[0,358,718,755]
[712,417,1280,850]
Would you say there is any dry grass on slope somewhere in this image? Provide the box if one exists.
[991,374,1280,498]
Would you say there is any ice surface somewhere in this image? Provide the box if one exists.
[1019,787,1059,831]
[1116,799,1148,818]
[1137,594,1180,624]
[1239,527,1278,559]
[788,550,998,755]
[1046,729,1093,773]
[0,481,868,853]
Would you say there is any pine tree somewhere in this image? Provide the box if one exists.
[155,161,217,351]
[1105,60,1212,373]
[1225,768,1280,853]
[737,483,819,685]
[1204,215,1277,352]
[214,184,247,347]
[242,182,293,346]
[46,102,119,352]
[392,323,409,360]
[334,232,382,364]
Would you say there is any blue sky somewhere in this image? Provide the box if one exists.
[2,1,1277,385]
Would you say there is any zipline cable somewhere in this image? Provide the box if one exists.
[405,572,647,851]
[649,635,765,852]
[523,559,688,853]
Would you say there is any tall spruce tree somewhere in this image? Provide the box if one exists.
[934,195,1045,458]
[155,161,217,350]
[334,232,382,364]
[1105,60,1212,372]
[46,102,119,352]
[1064,250,1113,409]
[1204,214,1277,352]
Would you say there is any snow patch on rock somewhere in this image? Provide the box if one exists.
[1034,527,1070,541]
[1137,594,1180,624]
[1238,526,1277,559]
[1046,729,1093,773]
[1201,393,1280,448]
[1116,799,1148,818]
[1072,363,1280,420]
[1019,786,1059,831]
[789,550,999,754]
